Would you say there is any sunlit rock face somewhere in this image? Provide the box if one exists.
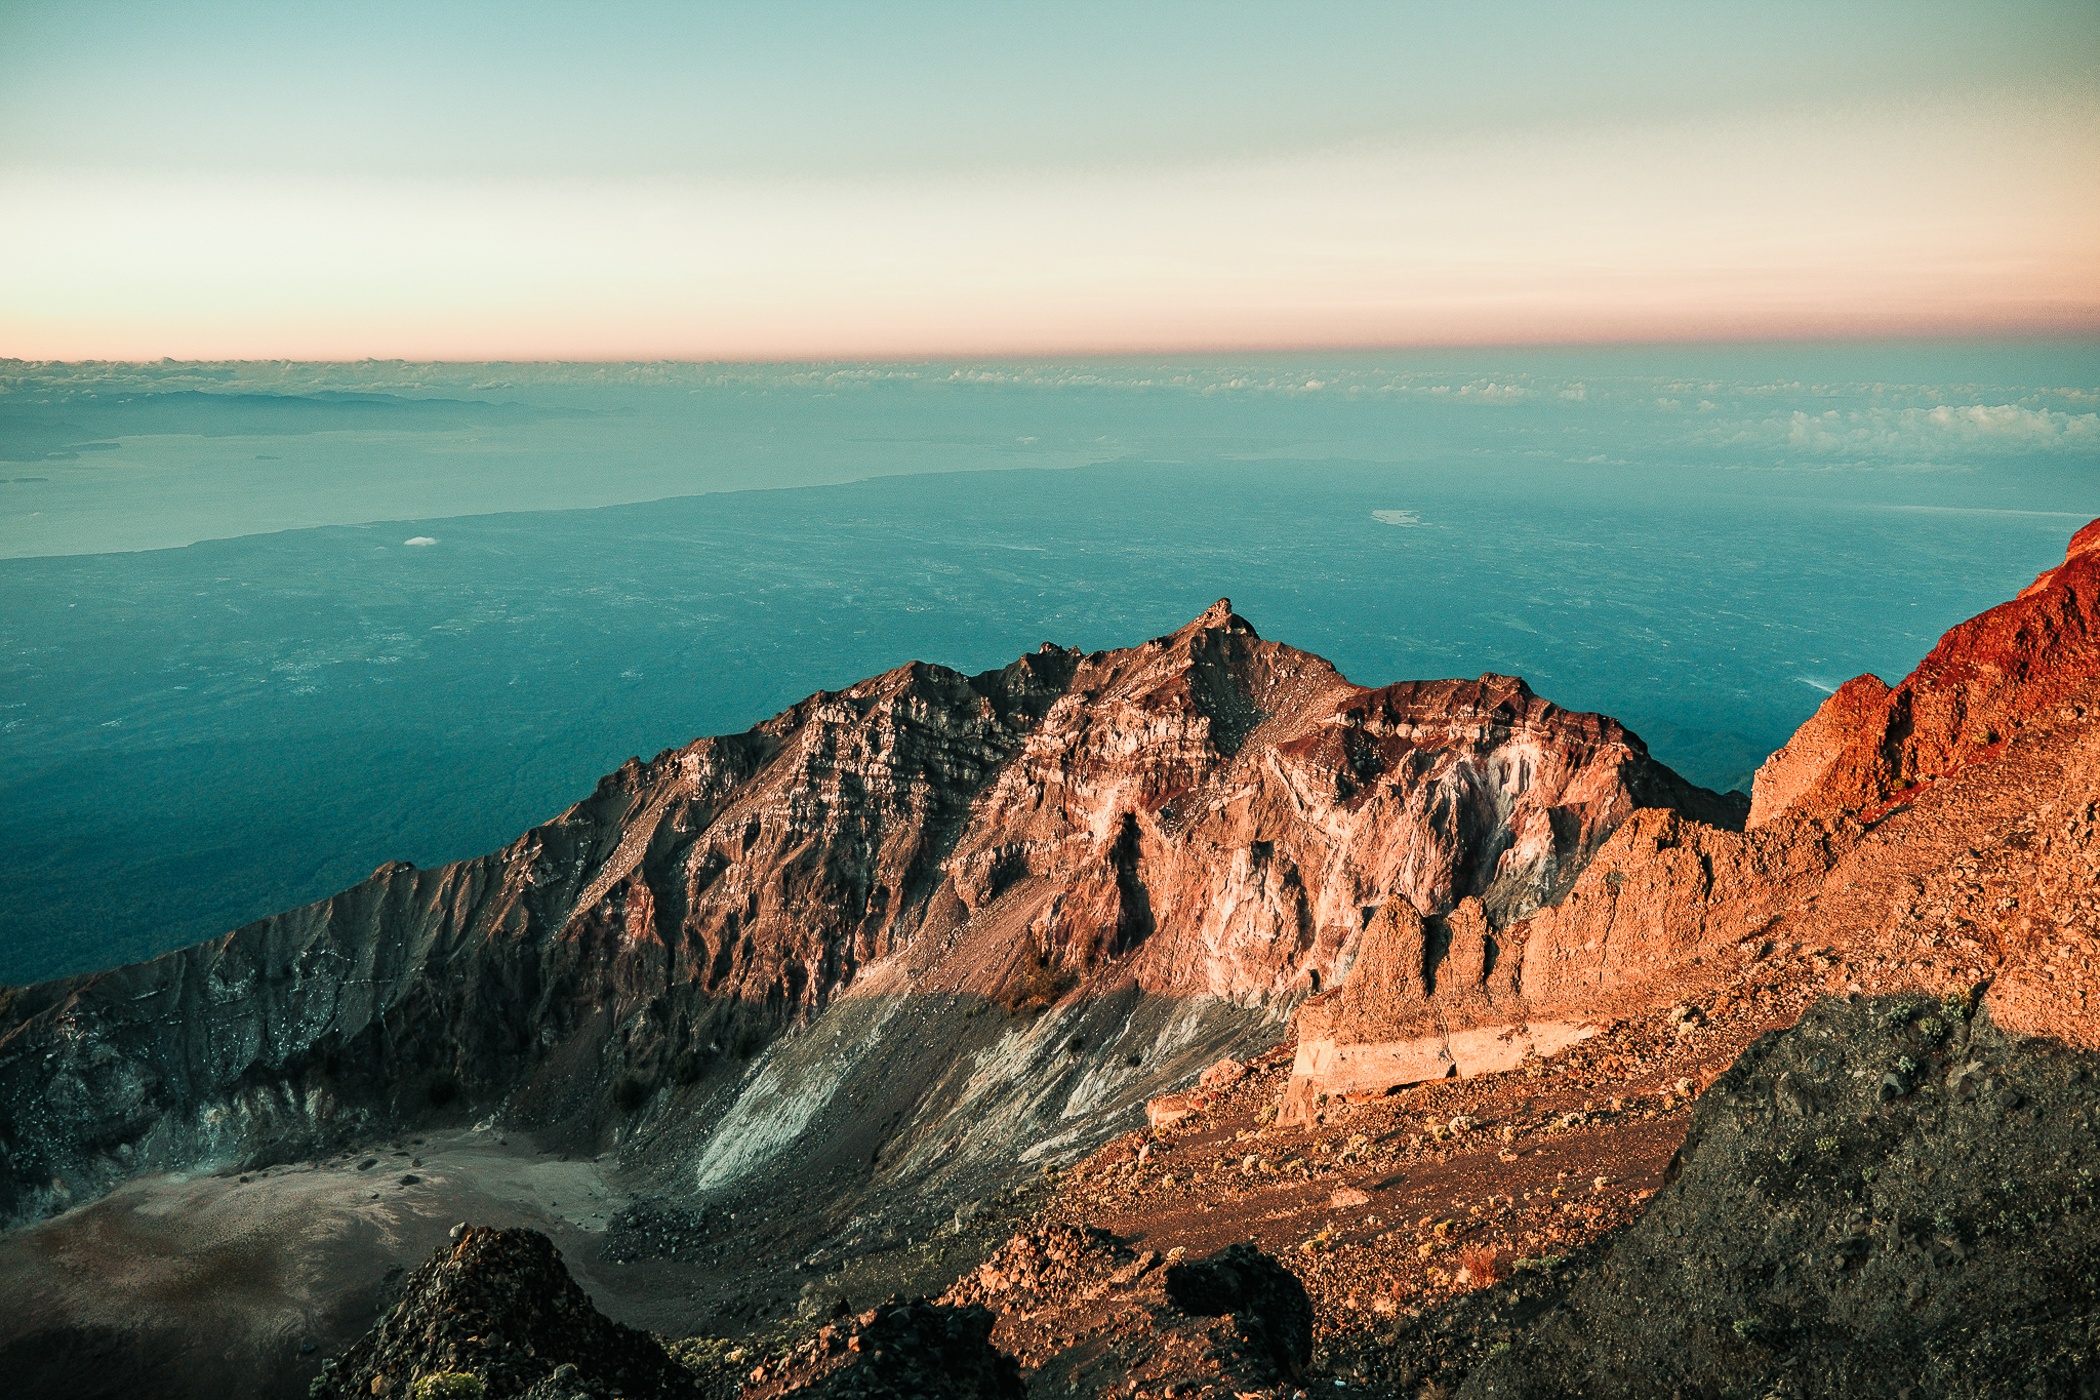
[1528,517,2100,1049]
[1277,520,2100,1123]
[1749,518,2100,830]
[0,600,1738,1225]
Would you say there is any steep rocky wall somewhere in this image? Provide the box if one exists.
[1279,519,2100,1116]
[0,655,1070,1224]
[620,984,1283,1230]
[0,601,1740,1226]
[931,606,1742,1010]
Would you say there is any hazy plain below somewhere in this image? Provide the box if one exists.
[2,345,2095,981]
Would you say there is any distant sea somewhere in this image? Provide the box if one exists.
[3,345,2097,982]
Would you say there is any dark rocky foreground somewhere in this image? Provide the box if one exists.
[938,1224,1317,1398]
[1453,995,2100,1398]
[737,1300,1025,1400]
[311,1226,697,1399]
[297,996,2100,1400]
[952,994,2100,1399]
[946,994,2100,1399]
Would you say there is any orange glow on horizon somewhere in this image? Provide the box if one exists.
[5,96,2095,361]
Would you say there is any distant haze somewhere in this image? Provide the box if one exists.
[2,1,2097,358]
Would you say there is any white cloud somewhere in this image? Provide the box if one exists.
[1919,404,2100,441]
[1780,404,2100,456]
[402,536,438,546]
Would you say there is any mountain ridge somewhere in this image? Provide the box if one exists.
[0,599,1738,1228]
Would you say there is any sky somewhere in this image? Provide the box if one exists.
[2,1,2097,359]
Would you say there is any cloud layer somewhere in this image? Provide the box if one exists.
[1779,404,2100,456]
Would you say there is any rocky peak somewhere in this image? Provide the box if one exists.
[310,1226,694,1399]
[1750,518,2100,827]
[0,603,1739,1227]
[1185,596,1250,633]
[2019,514,2100,594]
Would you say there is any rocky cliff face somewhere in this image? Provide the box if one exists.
[1279,520,2100,1116]
[1525,519,2100,1047]
[1748,517,2100,829]
[0,601,1736,1228]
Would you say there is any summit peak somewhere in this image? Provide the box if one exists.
[1182,598,1255,637]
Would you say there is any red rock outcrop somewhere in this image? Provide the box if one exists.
[1647,521,2100,1048]
[1749,518,2100,828]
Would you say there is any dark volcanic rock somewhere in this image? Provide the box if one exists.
[746,1299,1023,1400]
[943,1226,1313,1398]
[1162,1242,1314,1381]
[1462,996,2100,1399]
[312,1225,694,1400]
[602,1199,711,1265]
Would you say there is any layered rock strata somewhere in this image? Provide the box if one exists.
[0,601,1735,1226]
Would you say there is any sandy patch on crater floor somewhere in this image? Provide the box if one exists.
[0,1127,626,1400]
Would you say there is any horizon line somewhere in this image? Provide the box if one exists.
[11,326,2100,371]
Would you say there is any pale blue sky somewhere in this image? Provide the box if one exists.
[2,3,2096,356]
[5,1,2095,178]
